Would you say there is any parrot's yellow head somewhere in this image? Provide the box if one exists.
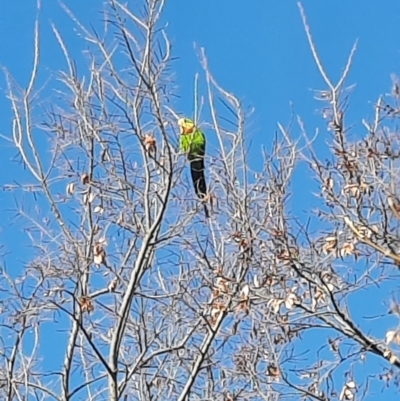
[178,118,195,135]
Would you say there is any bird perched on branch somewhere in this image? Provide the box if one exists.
[178,117,209,218]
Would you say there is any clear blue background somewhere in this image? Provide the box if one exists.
[1,1,400,399]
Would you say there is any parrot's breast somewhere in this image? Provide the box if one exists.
[180,129,205,155]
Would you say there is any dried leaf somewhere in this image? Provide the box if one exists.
[340,384,356,401]
[386,330,400,345]
[315,288,326,304]
[93,205,104,214]
[235,300,250,315]
[144,134,156,152]
[343,388,354,400]
[83,191,96,205]
[325,177,334,190]
[93,242,106,267]
[213,266,223,276]
[285,293,298,310]
[329,338,339,352]
[267,364,279,378]
[359,181,370,192]
[343,183,360,198]
[224,392,234,401]
[108,278,118,292]
[241,284,250,298]
[268,298,283,314]
[215,277,229,294]
[358,225,373,238]
[210,301,226,325]
[370,224,379,233]
[340,242,354,257]
[98,237,107,245]
[78,296,94,313]
[101,147,111,162]
[383,350,391,358]
[93,254,104,266]
[81,173,90,185]
[117,213,124,225]
[253,275,260,288]
[274,334,284,345]
[346,381,356,389]
[271,228,284,237]
[322,236,337,255]
[387,196,400,219]
[66,182,75,196]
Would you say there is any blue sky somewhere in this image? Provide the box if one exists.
[1,0,400,399]
[2,1,400,208]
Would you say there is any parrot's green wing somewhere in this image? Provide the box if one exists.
[180,129,206,154]
[188,130,208,217]
[179,133,189,153]
[179,123,209,218]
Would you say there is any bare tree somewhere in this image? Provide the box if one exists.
[1,1,400,400]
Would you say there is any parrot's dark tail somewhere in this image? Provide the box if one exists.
[189,156,209,218]
[189,157,207,198]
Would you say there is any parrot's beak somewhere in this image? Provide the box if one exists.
[183,126,194,134]
[177,118,195,134]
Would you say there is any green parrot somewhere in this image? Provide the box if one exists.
[178,117,209,218]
